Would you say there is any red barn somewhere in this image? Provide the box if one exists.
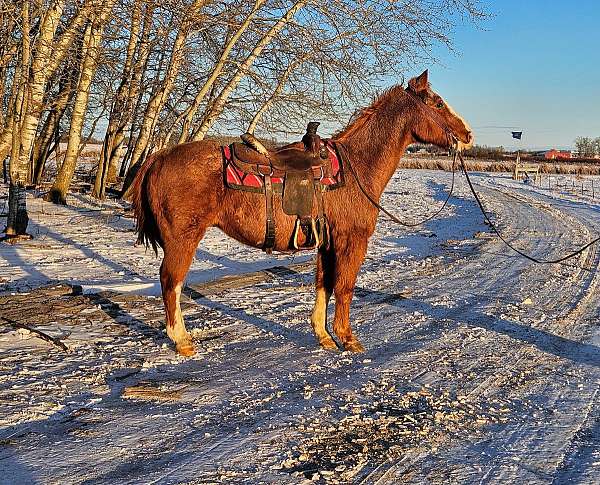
[544,149,571,160]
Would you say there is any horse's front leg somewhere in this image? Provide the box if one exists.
[332,236,368,352]
[311,247,337,350]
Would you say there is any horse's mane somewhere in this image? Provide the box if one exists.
[335,85,409,139]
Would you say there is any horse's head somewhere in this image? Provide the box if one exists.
[406,70,473,151]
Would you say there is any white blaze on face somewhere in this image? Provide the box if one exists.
[444,98,473,151]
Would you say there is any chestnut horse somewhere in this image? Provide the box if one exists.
[131,70,473,356]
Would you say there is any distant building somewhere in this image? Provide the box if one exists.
[544,149,571,160]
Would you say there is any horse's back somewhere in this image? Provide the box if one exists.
[141,141,224,239]
[150,140,222,173]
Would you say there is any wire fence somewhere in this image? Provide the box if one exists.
[524,173,599,200]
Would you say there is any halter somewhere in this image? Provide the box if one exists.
[404,87,462,150]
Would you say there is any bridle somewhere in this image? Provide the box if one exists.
[338,88,600,267]
[337,87,460,228]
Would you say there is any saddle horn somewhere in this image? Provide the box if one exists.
[302,122,321,156]
[241,132,269,156]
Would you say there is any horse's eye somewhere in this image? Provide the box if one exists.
[436,102,444,109]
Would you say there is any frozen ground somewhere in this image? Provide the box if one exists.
[1,170,599,484]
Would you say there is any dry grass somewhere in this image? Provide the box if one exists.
[401,156,600,175]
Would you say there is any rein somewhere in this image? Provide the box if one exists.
[338,142,457,227]
[338,90,600,265]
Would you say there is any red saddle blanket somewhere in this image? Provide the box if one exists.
[223,140,344,192]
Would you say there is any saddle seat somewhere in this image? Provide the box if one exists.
[230,141,326,176]
[271,147,324,171]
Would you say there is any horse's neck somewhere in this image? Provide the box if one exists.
[338,109,413,200]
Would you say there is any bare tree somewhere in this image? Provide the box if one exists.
[246,57,304,134]
[177,0,266,144]
[192,0,308,141]
[3,0,32,241]
[46,0,116,204]
[92,1,148,199]
[1,0,487,235]
[2,0,92,238]
[575,136,596,158]
[121,0,212,194]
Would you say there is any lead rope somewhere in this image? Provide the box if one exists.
[338,142,457,227]
[456,151,600,266]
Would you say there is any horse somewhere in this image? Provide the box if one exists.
[131,70,473,356]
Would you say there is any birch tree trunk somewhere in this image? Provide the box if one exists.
[15,0,66,186]
[192,0,307,141]
[0,38,21,164]
[4,1,32,241]
[0,106,15,164]
[247,58,303,134]
[119,30,188,194]
[121,0,211,196]
[117,5,154,178]
[32,84,72,185]
[47,1,115,204]
[177,0,266,144]
[92,1,143,198]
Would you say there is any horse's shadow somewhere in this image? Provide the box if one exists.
[85,292,168,342]
[184,284,316,348]
[0,452,36,484]
[354,285,600,369]
[378,179,488,258]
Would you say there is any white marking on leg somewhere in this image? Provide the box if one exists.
[311,287,331,340]
[167,283,191,345]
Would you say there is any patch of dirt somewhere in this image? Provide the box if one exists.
[281,379,513,482]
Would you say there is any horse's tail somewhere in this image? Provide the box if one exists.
[130,154,163,255]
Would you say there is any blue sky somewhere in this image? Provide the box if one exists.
[422,0,600,150]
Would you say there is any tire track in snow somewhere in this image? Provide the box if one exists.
[372,181,600,483]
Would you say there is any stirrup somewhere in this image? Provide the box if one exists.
[292,218,320,250]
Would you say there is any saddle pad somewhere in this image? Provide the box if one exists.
[222,140,344,192]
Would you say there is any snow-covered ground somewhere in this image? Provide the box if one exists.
[1,170,599,483]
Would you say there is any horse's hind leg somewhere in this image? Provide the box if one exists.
[311,248,337,350]
[160,235,204,356]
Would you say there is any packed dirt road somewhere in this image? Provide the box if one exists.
[1,171,599,484]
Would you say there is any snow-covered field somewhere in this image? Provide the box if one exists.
[1,170,599,483]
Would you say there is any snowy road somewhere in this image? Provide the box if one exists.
[1,171,599,484]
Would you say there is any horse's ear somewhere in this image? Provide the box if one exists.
[408,70,429,94]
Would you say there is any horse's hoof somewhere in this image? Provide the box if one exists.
[176,342,196,357]
[344,339,365,353]
[319,337,339,351]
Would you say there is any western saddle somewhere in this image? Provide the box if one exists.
[229,122,333,253]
